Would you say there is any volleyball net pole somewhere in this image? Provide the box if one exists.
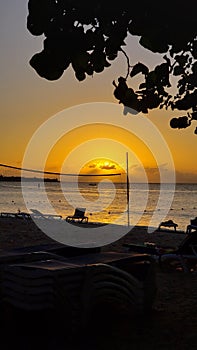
[126,152,130,227]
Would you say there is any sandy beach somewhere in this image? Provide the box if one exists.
[0,216,186,251]
[0,217,196,349]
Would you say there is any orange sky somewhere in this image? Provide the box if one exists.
[44,120,160,183]
[0,1,197,183]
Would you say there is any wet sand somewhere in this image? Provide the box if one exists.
[0,217,196,349]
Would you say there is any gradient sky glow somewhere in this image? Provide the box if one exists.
[0,1,197,183]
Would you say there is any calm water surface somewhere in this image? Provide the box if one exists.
[0,181,197,232]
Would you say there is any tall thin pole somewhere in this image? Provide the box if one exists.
[126,152,130,227]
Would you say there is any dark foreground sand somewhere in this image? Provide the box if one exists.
[0,217,197,350]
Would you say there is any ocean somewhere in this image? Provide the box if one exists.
[0,181,197,232]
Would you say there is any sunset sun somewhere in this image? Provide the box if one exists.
[79,158,126,182]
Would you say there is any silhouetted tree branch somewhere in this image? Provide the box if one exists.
[27,0,197,133]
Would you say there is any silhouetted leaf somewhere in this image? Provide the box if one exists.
[130,63,149,77]
[170,118,179,128]
[113,77,128,101]
[71,52,90,72]
[191,112,197,120]
[139,36,169,53]
[146,71,157,88]
[192,61,197,75]
[174,54,189,67]
[29,51,64,80]
[178,85,186,95]
[192,41,197,59]
[139,83,146,89]
[173,65,184,76]
[27,15,45,36]
[170,116,191,129]
[75,71,86,81]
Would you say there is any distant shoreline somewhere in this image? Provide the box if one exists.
[0,175,59,182]
[0,176,197,185]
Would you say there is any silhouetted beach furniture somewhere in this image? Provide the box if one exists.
[0,242,156,335]
[124,231,197,273]
[0,212,31,219]
[30,208,62,219]
[158,219,178,231]
[124,242,159,255]
[1,212,20,218]
[65,207,88,223]
[0,209,62,220]
[186,217,197,234]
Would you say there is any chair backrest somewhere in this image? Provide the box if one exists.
[30,209,44,217]
[190,217,197,226]
[74,208,86,217]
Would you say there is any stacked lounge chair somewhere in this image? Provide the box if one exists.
[0,245,157,335]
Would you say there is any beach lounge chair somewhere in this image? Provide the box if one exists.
[30,209,62,219]
[0,211,31,219]
[65,208,88,223]
[124,231,197,273]
[158,219,178,232]
[186,217,197,234]
[159,230,197,272]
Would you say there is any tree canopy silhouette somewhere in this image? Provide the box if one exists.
[27,0,197,133]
